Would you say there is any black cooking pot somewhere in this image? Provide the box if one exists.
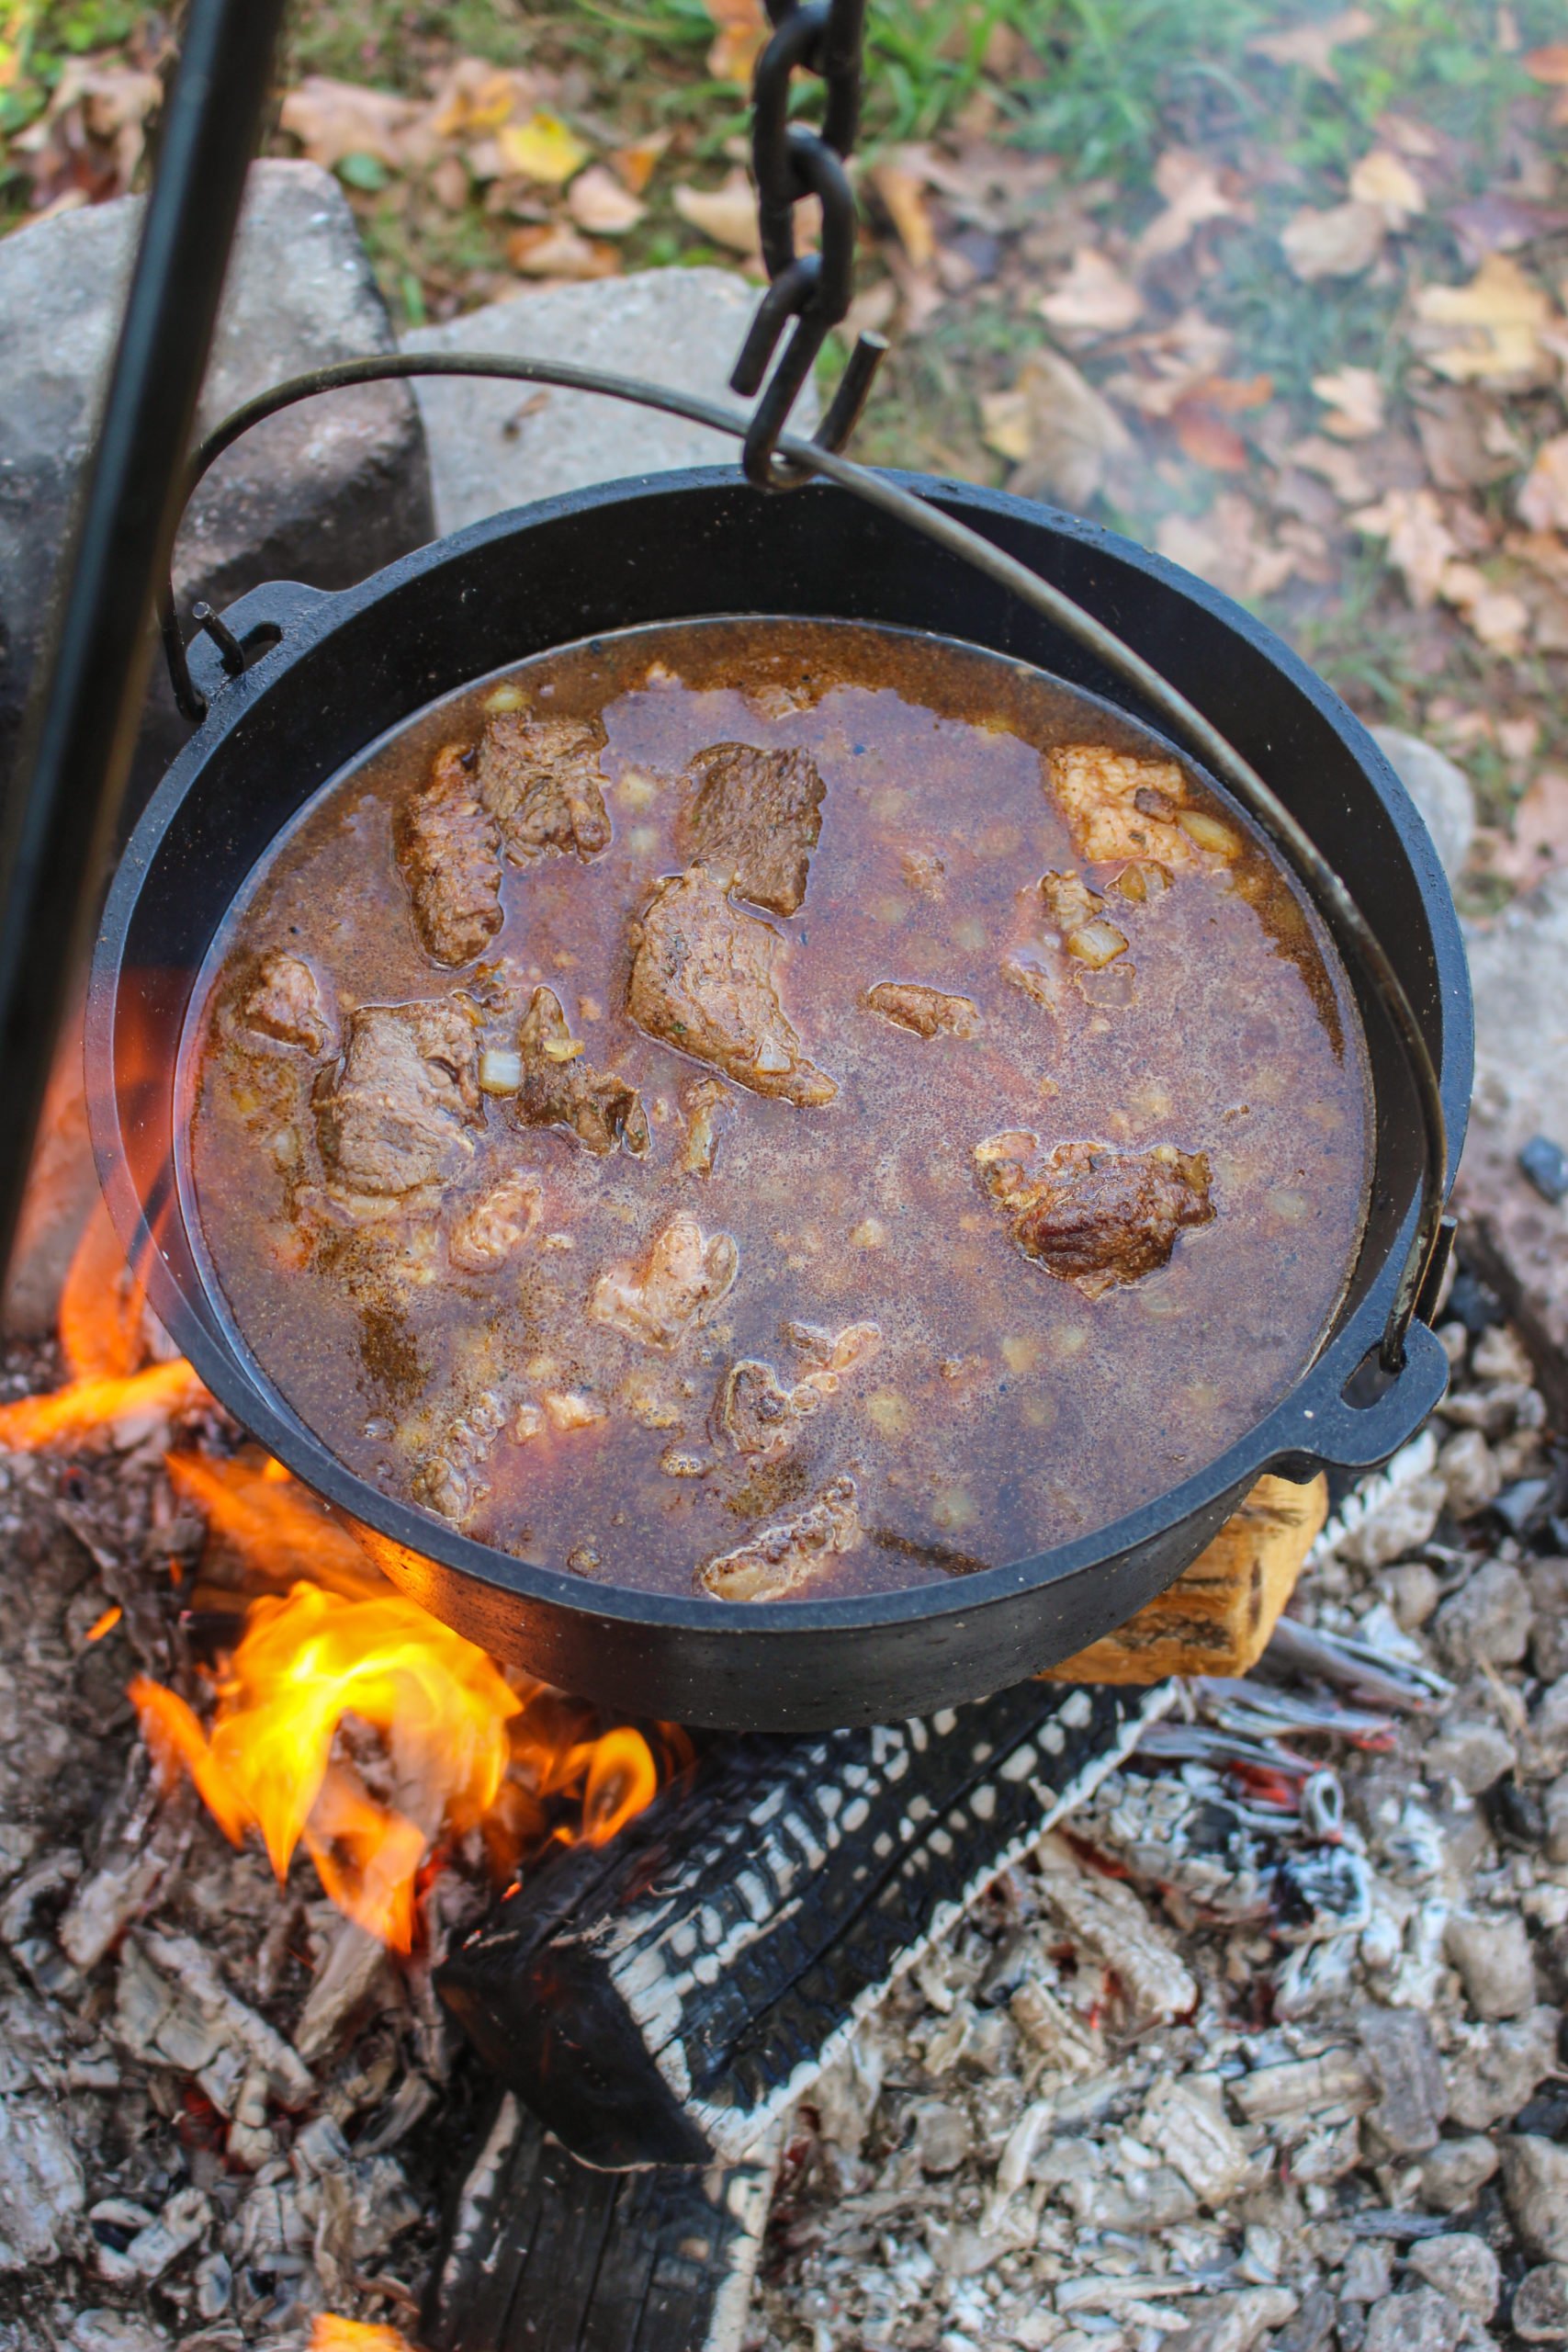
[87,467,1471,1729]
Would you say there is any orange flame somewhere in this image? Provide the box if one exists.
[309,2323,418,2352]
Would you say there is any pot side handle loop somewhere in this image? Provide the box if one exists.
[171,578,333,710]
[1273,1317,1450,1476]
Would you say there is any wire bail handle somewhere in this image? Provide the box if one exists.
[730,0,886,489]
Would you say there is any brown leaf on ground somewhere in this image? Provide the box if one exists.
[870,156,937,268]
[14,61,164,206]
[1438,564,1530,654]
[980,350,1133,508]
[1133,149,1243,266]
[1414,386,1526,489]
[1287,435,1373,503]
[426,58,536,141]
[1348,148,1427,224]
[1280,199,1386,281]
[1168,375,1271,474]
[1312,366,1384,439]
[505,222,621,279]
[704,0,769,85]
[1483,769,1568,885]
[674,169,762,255]
[1100,311,1235,418]
[1037,247,1143,336]
[1247,8,1375,81]
[1448,193,1568,266]
[1351,487,1460,606]
[568,164,647,235]
[610,133,671,195]
[1517,434,1568,533]
[1156,495,1299,601]
[278,76,432,171]
[1412,254,1556,386]
[1524,43,1568,82]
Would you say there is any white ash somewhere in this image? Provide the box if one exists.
[750,1300,1568,2351]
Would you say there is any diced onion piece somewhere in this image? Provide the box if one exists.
[541,1036,585,1064]
[543,1389,605,1431]
[753,1036,793,1075]
[484,683,525,713]
[479,1047,523,1094]
[1065,918,1130,968]
[513,1404,545,1442]
[615,767,659,810]
[1178,809,1241,856]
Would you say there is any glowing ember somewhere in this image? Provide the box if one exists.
[0,1357,207,1451]
[84,1602,122,1642]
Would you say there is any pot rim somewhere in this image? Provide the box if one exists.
[88,463,1471,1648]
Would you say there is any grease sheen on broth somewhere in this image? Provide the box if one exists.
[183,618,1372,1602]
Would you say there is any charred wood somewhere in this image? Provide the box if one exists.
[424,2092,776,2352]
[436,1679,1171,2168]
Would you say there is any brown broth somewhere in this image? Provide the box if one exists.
[181,618,1371,1600]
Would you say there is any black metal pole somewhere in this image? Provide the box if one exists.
[0,0,287,1274]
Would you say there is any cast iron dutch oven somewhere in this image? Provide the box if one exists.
[86,466,1472,1729]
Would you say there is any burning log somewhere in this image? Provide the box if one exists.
[436,1678,1172,2169]
[425,2093,778,2352]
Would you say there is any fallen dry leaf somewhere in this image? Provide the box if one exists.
[980,349,1133,508]
[1483,768,1568,885]
[870,156,936,268]
[429,153,470,212]
[1280,200,1385,282]
[1517,434,1568,533]
[1348,148,1426,225]
[1312,365,1384,439]
[1351,486,1460,606]
[13,60,164,205]
[506,222,620,279]
[1438,565,1530,654]
[1037,247,1143,337]
[427,57,534,141]
[1100,311,1236,420]
[704,0,769,85]
[1247,7,1374,82]
[1134,149,1241,266]
[610,134,671,196]
[1173,404,1249,472]
[1447,193,1568,267]
[1413,254,1555,386]
[498,111,591,186]
[1377,113,1442,160]
[1525,43,1568,82]
[278,76,430,172]
[673,168,761,255]
[1156,494,1300,601]
[567,164,646,235]
[1414,386,1526,490]
[1287,434,1372,504]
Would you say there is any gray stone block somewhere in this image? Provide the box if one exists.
[401,266,816,534]
[0,158,433,813]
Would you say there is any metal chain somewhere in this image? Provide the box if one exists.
[730,0,886,489]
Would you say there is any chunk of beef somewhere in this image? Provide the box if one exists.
[1049,744,1197,868]
[626,867,837,1108]
[680,741,825,915]
[589,1212,739,1350]
[864,981,979,1040]
[513,986,649,1157]
[1039,872,1129,971]
[679,1077,732,1177]
[241,950,332,1053]
[448,1175,543,1272]
[696,1476,863,1601]
[975,1131,1214,1298]
[313,999,482,1196]
[393,741,503,967]
[716,1359,824,1458]
[783,1320,883,1389]
[412,1387,509,1527]
[479,711,611,864]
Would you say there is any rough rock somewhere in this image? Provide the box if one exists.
[1438,1427,1504,1520]
[1359,2003,1448,2154]
[1457,874,1568,1422]
[1445,1911,1538,2019]
[910,2098,971,2175]
[1434,1560,1532,1668]
[1424,1719,1516,1795]
[0,2089,85,2270]
[1177,2286,1298,2352]
[1138,2075,1248,2206]
[1362,2288,1465,2352]
[402,267,816,534]
[1545,1774,1568,1865]
[1371,727,1476,883]
[1418,2134,1500,2211]
[69,2318,170,2352]
[1405,2233,1500,2319]
[1535,1675,1568,1751]
[1516,2265,1568,2344]
[0,159,431,808]
[1505,2136,1568,2262]
[1444,2007,1559,2131]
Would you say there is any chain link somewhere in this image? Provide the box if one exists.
[730,0,885,490]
